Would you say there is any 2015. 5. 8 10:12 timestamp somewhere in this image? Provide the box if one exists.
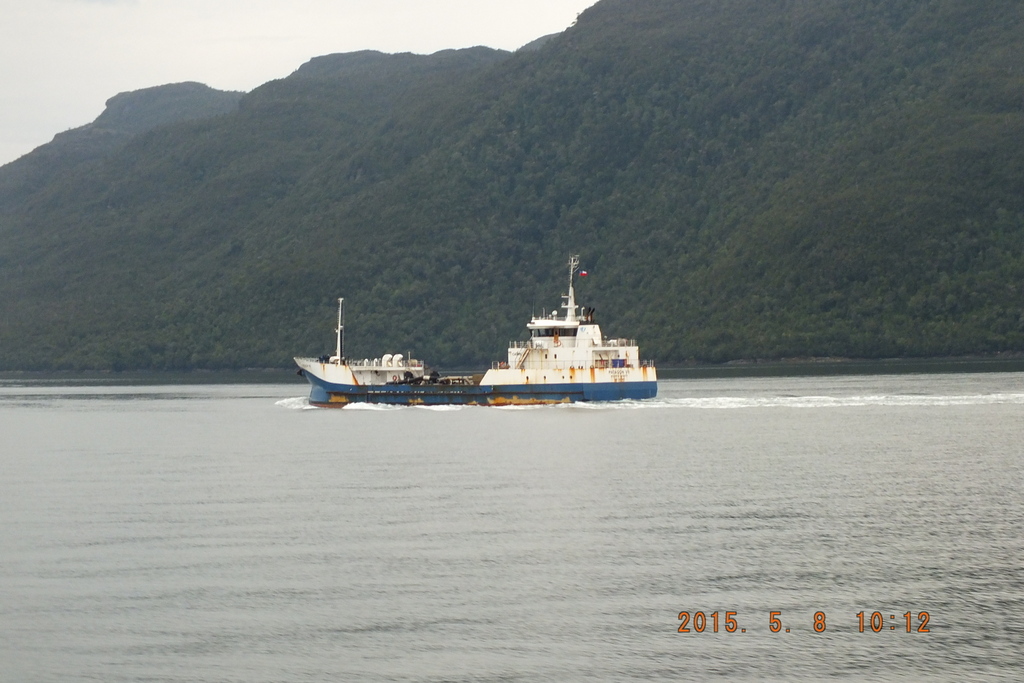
[676,611,931,634]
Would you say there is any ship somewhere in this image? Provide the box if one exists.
[294,255,657,406]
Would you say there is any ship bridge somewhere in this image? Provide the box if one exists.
[491,256,649,374]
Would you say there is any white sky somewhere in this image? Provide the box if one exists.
[0,0,599,167]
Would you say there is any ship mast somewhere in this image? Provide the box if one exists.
[562,254,580,322]
[335,297,344,361]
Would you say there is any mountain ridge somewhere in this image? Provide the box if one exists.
[0,82,244,215]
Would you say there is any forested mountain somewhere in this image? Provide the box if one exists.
[1,0,1022,371]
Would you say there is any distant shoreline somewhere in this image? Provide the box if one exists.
[2,355,1024,384]
[659,354,1024,379]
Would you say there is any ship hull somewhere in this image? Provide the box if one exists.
[299,369,657,407]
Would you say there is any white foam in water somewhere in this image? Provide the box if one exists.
[275,396,316,410]
[338,402,404,411]
[597,393,1024,410]
[279,392,1024,411]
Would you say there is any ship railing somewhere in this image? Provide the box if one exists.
[602,338,637,347]
[642,360,656,367]
[348,359,425,369]
[298,356,427,369]
[508,340,541,349]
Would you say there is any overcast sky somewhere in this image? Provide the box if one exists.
[0,0,599,167]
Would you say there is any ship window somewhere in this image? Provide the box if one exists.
[531,328,578,337]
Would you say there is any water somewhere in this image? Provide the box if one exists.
[1,374,1021,681]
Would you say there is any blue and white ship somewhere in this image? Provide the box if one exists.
[295,256,657,406]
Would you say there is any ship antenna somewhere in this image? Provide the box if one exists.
[563,254,580,322]
[335,297,344,361]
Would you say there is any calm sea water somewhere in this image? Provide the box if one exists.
[1,374,1021,682]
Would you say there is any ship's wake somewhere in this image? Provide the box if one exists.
[279,393,1024,411]
[564,393,1024,410]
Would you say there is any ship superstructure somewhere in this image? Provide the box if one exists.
[478,255,655,394]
